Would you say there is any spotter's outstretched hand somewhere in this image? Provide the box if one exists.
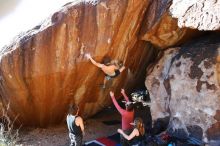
[110,91,114,97]
[121,89,125,94]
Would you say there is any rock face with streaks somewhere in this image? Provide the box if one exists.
[170,0,220,30]
[0,0,156,126]
[146,34,220,142]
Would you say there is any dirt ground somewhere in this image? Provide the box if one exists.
[17,107,121,146]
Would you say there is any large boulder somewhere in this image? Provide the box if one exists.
[139,0,201,49]
[170,0,220,30]
[146,34,220,142]
[0,0,156,126]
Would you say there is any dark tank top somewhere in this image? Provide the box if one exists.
[67,115,82,137]
[73,116,82,137]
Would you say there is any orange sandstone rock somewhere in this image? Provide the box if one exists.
[0,0,156,126]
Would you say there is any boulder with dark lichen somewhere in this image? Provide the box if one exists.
[146,34,220,142]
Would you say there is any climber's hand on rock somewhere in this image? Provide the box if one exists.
[85,53,91,59]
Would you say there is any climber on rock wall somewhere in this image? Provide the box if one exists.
[85,53,125,88]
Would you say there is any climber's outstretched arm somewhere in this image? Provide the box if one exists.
[86,54,103,68]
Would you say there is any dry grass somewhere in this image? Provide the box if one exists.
[0,104,20,146]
